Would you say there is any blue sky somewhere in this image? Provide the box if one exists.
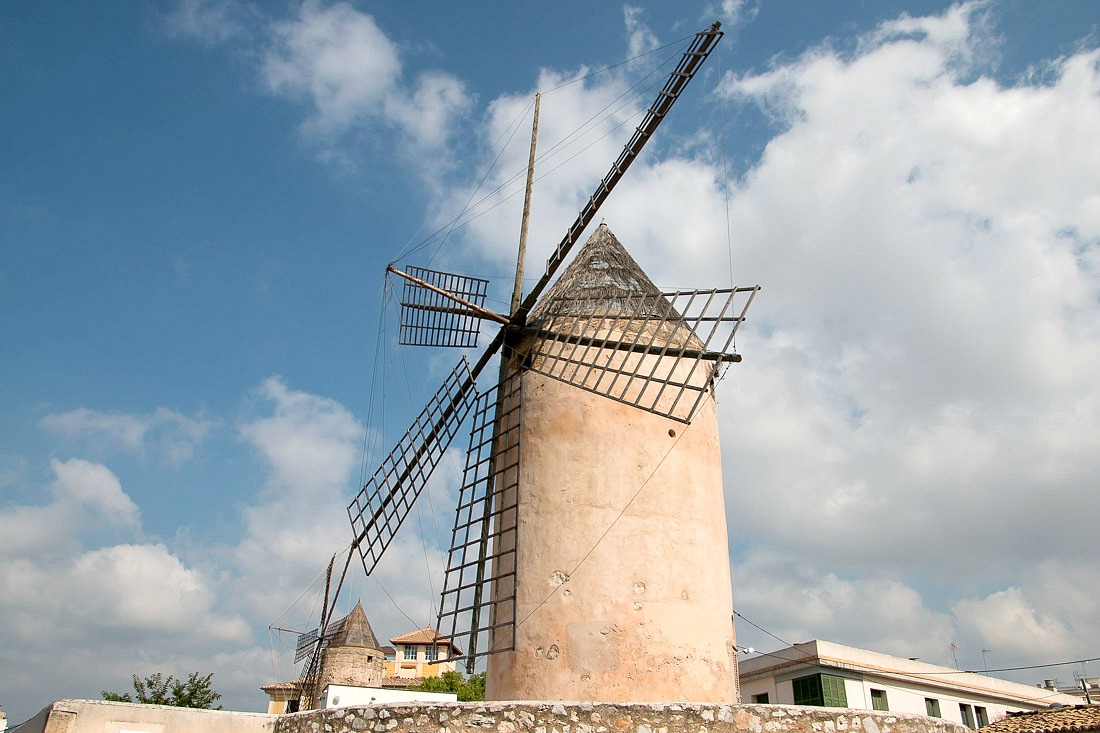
[3,0,1100,724]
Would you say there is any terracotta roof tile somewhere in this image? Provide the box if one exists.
[261,679,304,693]
[983,706,1100,733]
[388,627,462,654]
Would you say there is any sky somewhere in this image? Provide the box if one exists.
[2,0,1099,724]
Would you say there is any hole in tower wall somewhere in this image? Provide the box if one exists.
[668,428,676,437]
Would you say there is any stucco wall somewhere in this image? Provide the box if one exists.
[487,367,736,703]
[273,701,970,733]
[18,699,275,733]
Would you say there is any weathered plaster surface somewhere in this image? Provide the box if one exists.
[486,365,736,702]
[274,702,970,733]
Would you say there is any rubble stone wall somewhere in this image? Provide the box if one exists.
[274,702,969,733]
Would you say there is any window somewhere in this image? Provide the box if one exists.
[792,674,848,707]
[975,707,989,728]
[752,693,770,704]
[870,689,889,711]
[403,645,418,660]
[925,698,941,717]
[424,644,438,662]
[960,704,975,728]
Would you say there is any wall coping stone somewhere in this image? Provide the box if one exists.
[273,702,971,733]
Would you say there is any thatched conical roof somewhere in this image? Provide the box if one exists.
[325,601,382,650]
[529,223,674,322]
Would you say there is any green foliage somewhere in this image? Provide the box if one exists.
[102,672,222,709]
[409,671,485,701]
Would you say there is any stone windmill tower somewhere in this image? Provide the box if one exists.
[484,224,742,702]
[345,22,760,703]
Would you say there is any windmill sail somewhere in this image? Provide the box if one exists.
[397,266,491,348]
[436,370,521,669]
[348,358,478,575]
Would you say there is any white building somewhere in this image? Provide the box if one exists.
[738,640,1081,727]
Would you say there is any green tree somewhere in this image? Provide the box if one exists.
[102,672,222,709]
[409,671,485,701]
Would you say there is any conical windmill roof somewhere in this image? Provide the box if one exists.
[530,223,673,321]
[325,601,382,650]
[528,223,702,352]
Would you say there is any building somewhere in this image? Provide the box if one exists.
[981,705,1100,733]
[384,628,462,681]
[738,640,1082,727]
[262,601,385,714]
[483,224,741,703]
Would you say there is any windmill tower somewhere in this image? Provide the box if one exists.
[346,22,760,704]
[486,224,741,702]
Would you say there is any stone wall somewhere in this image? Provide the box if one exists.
[321,646,385,689]
[274,702,970,733]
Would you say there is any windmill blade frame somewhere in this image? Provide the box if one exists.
[522,285,761,423]
[348,358,478,575]
[436,369,522,670]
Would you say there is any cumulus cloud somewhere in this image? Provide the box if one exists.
[0,460,252,719]
[431,0,1098,676]
[732,550,955,662]
[51,458,140,528]
[257,1,471,164]
[39,406,214,466]
[953,588,1073,659]
[699,4,1100,673]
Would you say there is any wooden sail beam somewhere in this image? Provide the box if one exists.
[514,21,724,324]
[388,265,509,325]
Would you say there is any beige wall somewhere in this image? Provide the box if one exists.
[486,363,737,702]
[18,699,275,733]
[384,644,457,679]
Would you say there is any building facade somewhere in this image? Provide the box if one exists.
[384,628,461,680]
[739,640,1082,727]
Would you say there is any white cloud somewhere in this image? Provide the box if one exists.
[164,0,259,44]
[953,588,1073,659]
[732,551,955,658]
[240,376,362,494]
[259,1,471,162]
[39,407,214,466]
[0,462,253,719]
[693,4,1100,673]
[624,6,660,60]
[51,458,140,528]
[262,1,401,134]
[430,1,1098,673]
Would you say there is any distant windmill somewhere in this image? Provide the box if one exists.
[347,22,761,702]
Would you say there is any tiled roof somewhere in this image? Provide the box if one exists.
[261,679,304,693]
[983,706,1100,733]
[382,676,424,688]
[390,627,447,644]
[389,627,462,654]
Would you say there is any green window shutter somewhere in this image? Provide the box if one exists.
[871,689,888,711]
[821,674,848,707]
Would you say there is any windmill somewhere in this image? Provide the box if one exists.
[347,22,760,702]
